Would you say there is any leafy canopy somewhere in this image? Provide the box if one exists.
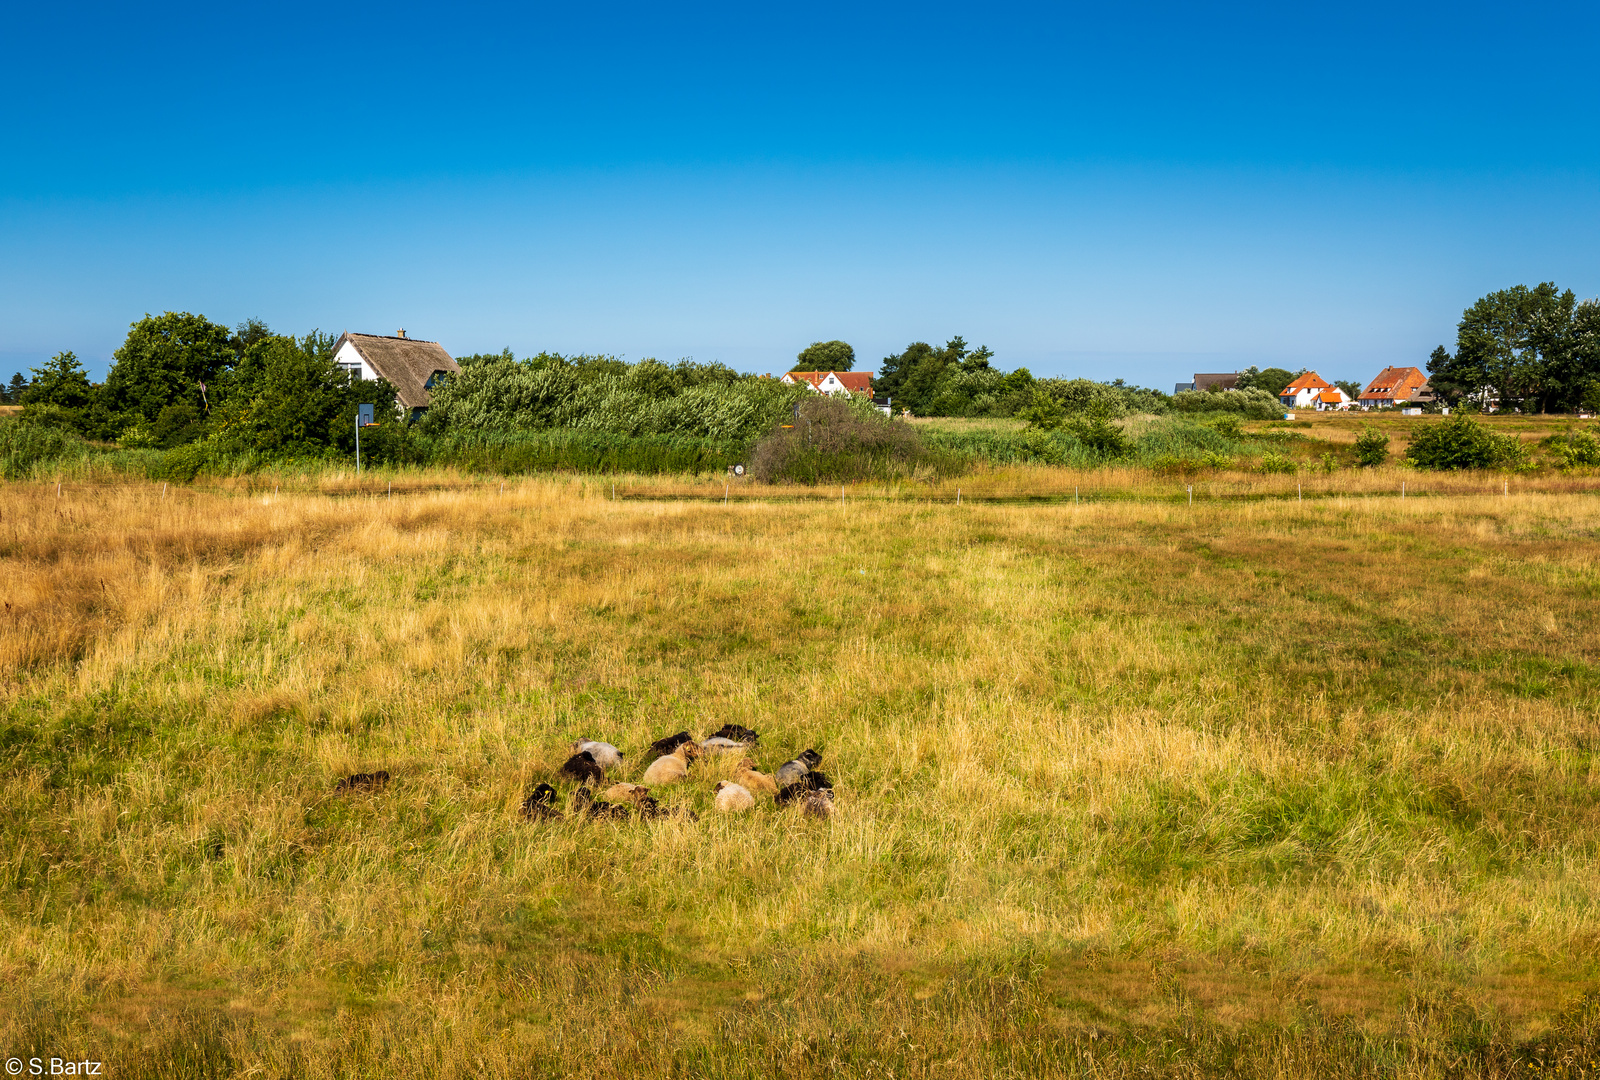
[103,312,236,430]
[792,340,855,372]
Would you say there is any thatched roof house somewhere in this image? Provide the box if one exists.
[332,331,460,417]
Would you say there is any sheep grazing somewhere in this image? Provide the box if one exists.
[335,770,391,793]
[641,741,700,785]
[709,723,759,745]
[571,786,631,820]
[646,731,694,758]
[637,796,699,822]
[601,782,651,804]
[734,758,779,797]
[775,772,833,805]
[801,788,835,821]
[775,749,823,786]
[560,750,605,786]
[520,783,560,820]
[571,738,623,769]
[714,781,756,812]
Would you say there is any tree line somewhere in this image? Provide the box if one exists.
[1427,283,1600,412]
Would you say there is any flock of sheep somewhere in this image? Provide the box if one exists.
[518,724,835,821]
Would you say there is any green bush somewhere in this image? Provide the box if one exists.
[1169,388,1284,420]
[1354,426,1389,467]
[750,396,951,483]
[421,352,809,441]
[1405,414,1527,471]
[1546,430,1600,469]
[0,418,91,479]
[1257,450,1298,474]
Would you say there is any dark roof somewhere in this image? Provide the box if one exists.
[335,333,460,410]
[1192,372,1238,392]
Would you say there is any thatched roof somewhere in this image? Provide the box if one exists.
[335,333,459,410]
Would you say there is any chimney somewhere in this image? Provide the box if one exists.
[396,328,407,339]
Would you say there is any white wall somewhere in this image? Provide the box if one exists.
[333,340,375,381]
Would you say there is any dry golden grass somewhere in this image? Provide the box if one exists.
[3,474,1600,1076]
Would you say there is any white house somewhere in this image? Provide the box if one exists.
[780,370,875,397]
[1278,372,1352,411]
[331,330,460,420]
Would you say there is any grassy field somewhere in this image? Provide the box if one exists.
[4,471,1600,1077]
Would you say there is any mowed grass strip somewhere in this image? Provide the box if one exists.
[2,477,1599,1077]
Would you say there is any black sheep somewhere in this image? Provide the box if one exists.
[335,770,391,793]
[560,750,605,786]
[646,730,694,758]
[520,783,560,821]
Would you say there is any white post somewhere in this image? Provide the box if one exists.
[957,488,961,506]
[725,482,729,505]
[56,481,61,498]
[355,412,361,475]
[388,481,392,499]
[1075,486,1079,505]
[1187,485,1193,506]
[1298,481,1302,502]
[1402,481,1406,499]
[162,483,167,500]
[841,485,845,507]
[500,480,504,495]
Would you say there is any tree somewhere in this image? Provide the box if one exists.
[874,337,991,414]
[1236,366,1298,396]
[1430,283,1578,412]
[102,312,236,433]
[792,340,856,372]
[4,372,29,404]
[212,331,400,457]
[1334,380,1363,399]
[20,352,94,411]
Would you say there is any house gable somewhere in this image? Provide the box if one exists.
[333,332,460,412]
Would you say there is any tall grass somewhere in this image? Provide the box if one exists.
[3,477,1600,1074]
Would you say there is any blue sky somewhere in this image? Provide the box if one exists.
[3,0,1597,389]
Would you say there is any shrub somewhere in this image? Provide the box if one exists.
[1405,414,1527,470]
[1063,412,1129,457]
[749,396,948,483]
[1258,450,1298,474]
[1547,430,1600,469]
[0,418,90,479]
[1169,388,1284,420]
[1354,426,1389,467]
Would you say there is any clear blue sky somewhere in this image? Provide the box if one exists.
[3,0,1597,389]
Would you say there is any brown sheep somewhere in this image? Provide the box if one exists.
[734,758,778,797]
[641,741,700,785]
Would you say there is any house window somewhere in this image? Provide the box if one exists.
[337,360,364,379]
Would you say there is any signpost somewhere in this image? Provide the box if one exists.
[356,405,377,474]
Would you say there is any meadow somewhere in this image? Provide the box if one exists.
[4,467,1600,1077]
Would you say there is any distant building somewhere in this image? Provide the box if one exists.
[1278,372,1332,408]
[1358,366,1429,409]
[1192,372,1239,392]
[782,371,874,396]
[332,330,460,420]
[1173,381,1196,393]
